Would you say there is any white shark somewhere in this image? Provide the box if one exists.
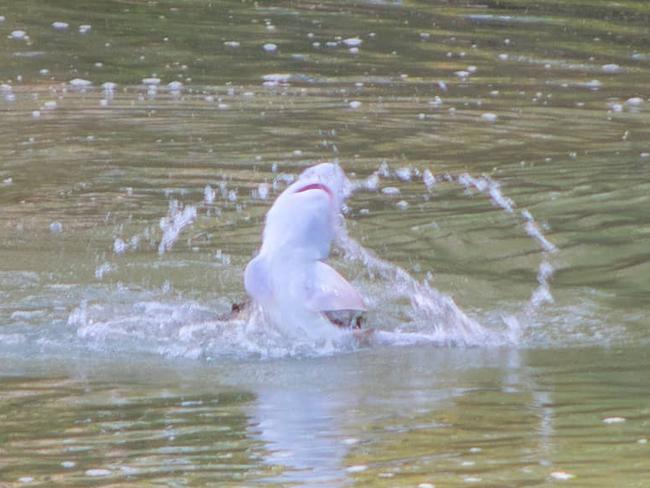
[244,163,366,339]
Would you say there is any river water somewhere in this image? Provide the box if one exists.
[1,0,649,486]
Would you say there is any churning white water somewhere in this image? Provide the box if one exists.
[57,161,562,359]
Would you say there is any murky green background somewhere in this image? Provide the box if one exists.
[1,0,649,486]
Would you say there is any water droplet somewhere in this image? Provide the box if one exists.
[85,469,111,477]
[603,417,626,424]
[343,37,362,47]
[602,63,622,73]
[550,471,575,481]
[69,78,92,88]
[10,30,28,40]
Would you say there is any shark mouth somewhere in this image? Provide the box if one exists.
[294,182,333,197]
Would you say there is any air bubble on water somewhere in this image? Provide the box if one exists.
[480,113,498,122]
[550,472,574,481]
[625,97,644,107]
[602,63,622,73]
[85,469,111,477]
[142,77,161,86]
[349,100,362,109]
[455,70,470,79]
[10,30,28,40]
[381,186,400,195]
[61,461,76,468]
[224,41,240,48]
[263,73,291,84]
[167,81,183,92]
[603,417,626,424]
[349,47,359,54]
[498,53,509,61]
[32,109,41,118]
[608,102,623,112]
[227,190,238,202]
[69,78,92,88]
[49,221,63,234]
[79,24,92,34]
[52,21,69,30]
[343,37,362,47]
[263,43,277,52]
[396,200,409,210]
[2,177,12,185]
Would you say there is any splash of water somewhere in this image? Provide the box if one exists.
[63,160,559,359]
[453,172,557,310]
[335,226,499,346]
[158,200,197,255]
